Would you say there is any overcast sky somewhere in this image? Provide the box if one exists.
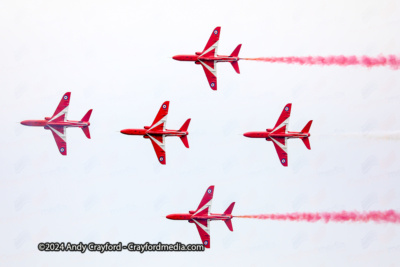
[1,0,400,266]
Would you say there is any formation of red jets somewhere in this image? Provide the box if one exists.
[20,93,312,167]
[20,27,313,248]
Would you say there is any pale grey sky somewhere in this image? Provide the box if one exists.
[1,0,400,266]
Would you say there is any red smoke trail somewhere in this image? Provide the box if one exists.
[235,210,400,223]
[242,55,400,69]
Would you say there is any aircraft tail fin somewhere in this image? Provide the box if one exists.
[301,120,312,133]
[179,118,191,132]
[81,109,93,122]
[82,126,91,139]
[224,202,235,215]
[300,121,312,150]
[223,201,235,231]
[230,45,241,74]
[231,62,240,74]
[230,44,241,57]
[180,136,189,148]
[224,219,234,232]
[302,137,311,150]
[179,119,191,148]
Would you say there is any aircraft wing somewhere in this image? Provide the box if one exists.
[272,103,291,133]
[49,92,71,123]
[150,101,169,131]
[270,137,288,166]
[199,61,217,90]
[192,219,211,248]
[48,125,67,155]
[194,185,214,216]
[148,134,166,165]
[201,27,220,57]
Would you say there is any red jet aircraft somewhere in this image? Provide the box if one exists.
[20,92,92,155]
[243,103,312,167]
[120,101,190,165]
[172,26,241,90]
[166,185,235,248]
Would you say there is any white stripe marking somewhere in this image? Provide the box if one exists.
[199,60,217,77]
[200,40,219,57]
[49,106,69,122]
[271,117,290,134]
[194,199,212,216]
[147,134,165,151]
[270,137,288,153]
[48,125,67,142]
[192,219,210,235]
[150,115,168,131]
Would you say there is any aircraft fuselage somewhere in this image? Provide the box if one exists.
[173,54,239,63]
[166,213,232,221]
[120,128,188,137]
[21,119,89,128]
[243,130,310,140]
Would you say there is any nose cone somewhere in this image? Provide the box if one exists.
[20,120,30,126]
[243,132,251,137]
[166,214,174,220]
[120,129,128,135]
[173,55,186,61]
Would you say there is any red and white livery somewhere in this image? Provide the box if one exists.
[243,103,312,167]
[166,185,235,248]
[172,26,242,90]
[120,101,190,165]
[20,92,92,155]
